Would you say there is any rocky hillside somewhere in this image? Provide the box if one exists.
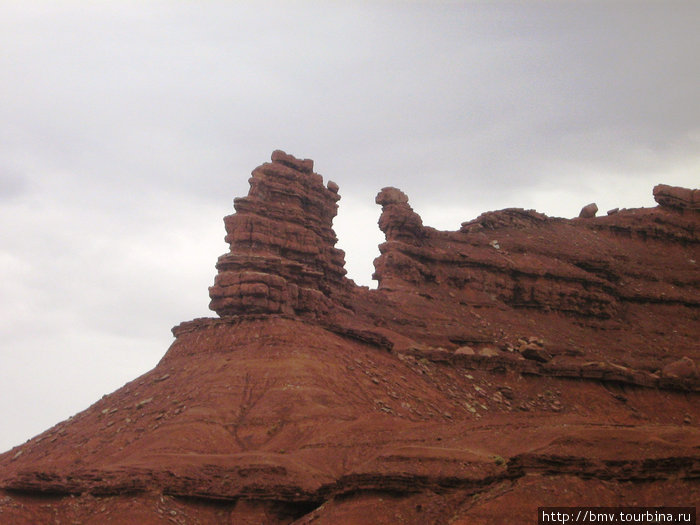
[1,151,698,524]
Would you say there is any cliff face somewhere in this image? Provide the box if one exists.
[1,152,698,524]
[370,185,699,366]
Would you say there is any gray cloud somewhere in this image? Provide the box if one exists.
[1,1,699,451]
[0,165,28,201]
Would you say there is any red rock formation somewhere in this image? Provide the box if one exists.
[653,183,700,210]
[1,151,698,524]
[578,202,598,218]
[371,187,699,360]
[208,150,352,318]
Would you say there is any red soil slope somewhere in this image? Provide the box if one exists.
[1,151,698,524]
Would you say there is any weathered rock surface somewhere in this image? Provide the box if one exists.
[654,183,700,210]
[208,150,352,318]
[578,202,598,218]
[662,356,699,380]
[1,151,699,524]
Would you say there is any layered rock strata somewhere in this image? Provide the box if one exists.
[654,183,700,210]
[374,187,699,318]
[208,150,351,318]
[1,152,698,524]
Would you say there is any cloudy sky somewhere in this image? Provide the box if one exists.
[1,1,698,452]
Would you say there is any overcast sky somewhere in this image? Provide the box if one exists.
[1,1,699,452]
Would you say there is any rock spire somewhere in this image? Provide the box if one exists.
[208,150,350,318]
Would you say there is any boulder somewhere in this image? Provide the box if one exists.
[661,357,698,380]
[376,186,410,205]
[521,345,553,363]
[579,203,598,218]
[478,346,500,357]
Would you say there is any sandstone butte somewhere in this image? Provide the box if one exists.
[1,150,699,524]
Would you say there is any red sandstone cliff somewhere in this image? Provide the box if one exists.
[1,152,698,524]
